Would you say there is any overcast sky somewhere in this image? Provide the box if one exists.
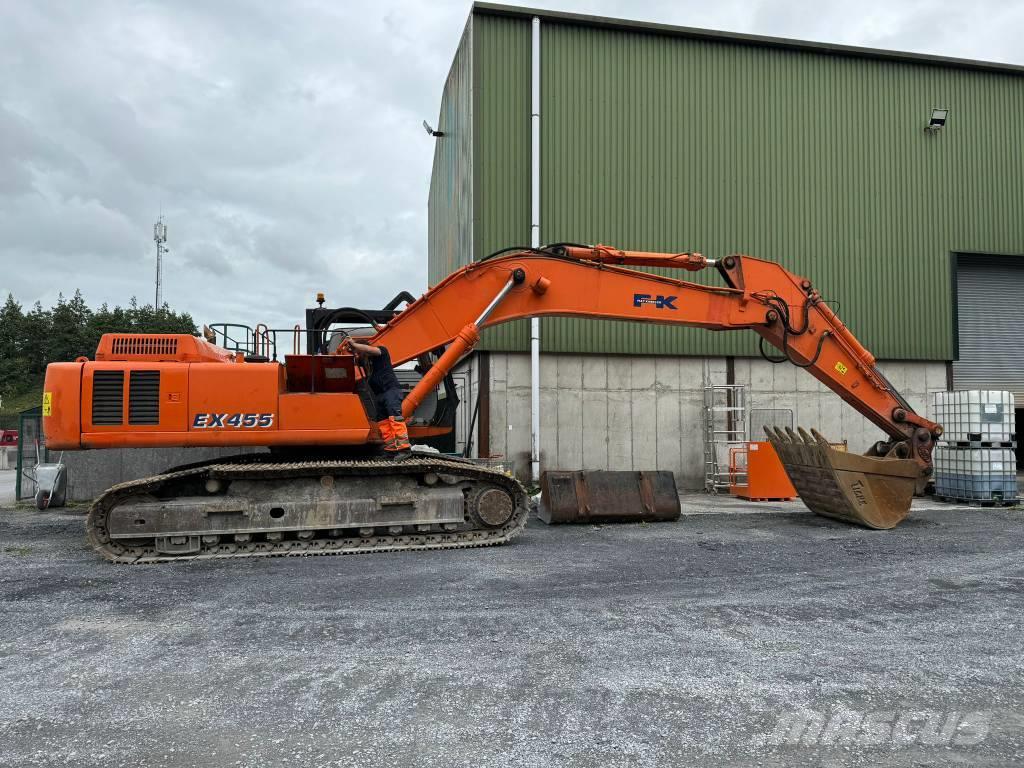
[2,0,1021,331]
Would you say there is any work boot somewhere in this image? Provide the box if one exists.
[388,416,412,452]
[376,418,398,452]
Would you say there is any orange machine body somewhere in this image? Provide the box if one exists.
[729,441,798,501]
[45,334,387,450]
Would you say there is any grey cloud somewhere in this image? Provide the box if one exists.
[1,0,1021,333]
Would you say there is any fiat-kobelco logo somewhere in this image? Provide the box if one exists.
[192,413,274,429]
[633,293,678,310]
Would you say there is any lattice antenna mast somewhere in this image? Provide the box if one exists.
[153,216,168,310]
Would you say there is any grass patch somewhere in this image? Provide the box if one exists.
[3,546,32,557]
[0,386,43,430]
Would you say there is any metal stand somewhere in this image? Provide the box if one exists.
[703,373,748,494]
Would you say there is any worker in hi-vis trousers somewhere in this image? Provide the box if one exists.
[342,339,411,453]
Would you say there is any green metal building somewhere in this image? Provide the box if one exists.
[428,3,1024,484]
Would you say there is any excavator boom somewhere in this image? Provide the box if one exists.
[366,244,941,528]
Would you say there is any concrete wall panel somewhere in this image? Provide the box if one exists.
[606,390,634,471]
[482,352,947,488]
[581,391,609,471]
[582,356,607,390]
[655,390,682,472]
[629,388,658,470]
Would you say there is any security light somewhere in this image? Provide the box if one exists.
[925,108,949,132]
[422,120,445,138]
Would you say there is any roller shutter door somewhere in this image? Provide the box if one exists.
[953,256,1024,400]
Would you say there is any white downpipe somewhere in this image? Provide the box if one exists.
[530,16,541,485]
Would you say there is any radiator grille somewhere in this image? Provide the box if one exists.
[110,336,179,357]
[129,371,160,426]
[92,371,125,426]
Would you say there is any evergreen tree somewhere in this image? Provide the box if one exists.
[21,301,51,379]
[0,290,197,404]
[47,290,94,365]
[0,294,28,393]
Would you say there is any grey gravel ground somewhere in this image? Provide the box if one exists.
[1,498,1023,767]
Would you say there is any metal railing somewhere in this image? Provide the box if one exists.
[207,323,305,361]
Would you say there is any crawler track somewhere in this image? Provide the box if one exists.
[86,454,529,564]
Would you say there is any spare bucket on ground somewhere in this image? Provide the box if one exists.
[539,470,680,524]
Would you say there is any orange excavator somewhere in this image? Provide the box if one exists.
[43,244,943,562]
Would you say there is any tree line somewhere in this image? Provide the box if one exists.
[0,290,197,411]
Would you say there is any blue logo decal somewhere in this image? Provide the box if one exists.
[633,293,678,310]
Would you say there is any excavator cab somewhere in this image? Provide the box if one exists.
[207,295,462,452]
[303,301,462,452]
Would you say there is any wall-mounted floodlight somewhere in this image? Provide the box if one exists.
[422,120,445,138]
[925,108,949,133]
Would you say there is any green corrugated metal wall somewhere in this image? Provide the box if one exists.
[472,14,532,350]
[429,10,1024,359]
[428,18,474,286]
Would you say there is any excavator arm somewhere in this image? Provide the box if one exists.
[368,244,943,528]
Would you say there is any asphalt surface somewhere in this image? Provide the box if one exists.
[1,499,1023,767]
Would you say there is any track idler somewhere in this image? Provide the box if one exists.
[765,426,920,529]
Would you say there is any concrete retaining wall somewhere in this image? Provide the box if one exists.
[731,357,948,460]
[466,352,946,489]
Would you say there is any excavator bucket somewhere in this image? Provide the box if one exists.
[539,470,681,524]
[765,426,920,530]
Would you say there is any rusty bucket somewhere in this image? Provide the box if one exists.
[764,426,919,529]
[539,470,680,524]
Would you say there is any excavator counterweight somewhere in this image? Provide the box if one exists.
[43,243,942,562]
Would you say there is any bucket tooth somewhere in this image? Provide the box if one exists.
[765,425,920,530]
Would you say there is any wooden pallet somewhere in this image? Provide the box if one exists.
[934,495,1020,508]
[942,440,1017,449]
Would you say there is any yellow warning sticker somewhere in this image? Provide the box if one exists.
[834,362,848,376]
[42,391,53,416]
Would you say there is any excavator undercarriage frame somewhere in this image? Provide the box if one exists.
[88,454,528,563]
